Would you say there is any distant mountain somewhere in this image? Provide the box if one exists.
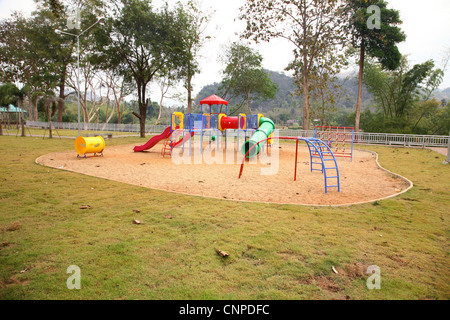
[194,70,374,115]
[432,87,450,102]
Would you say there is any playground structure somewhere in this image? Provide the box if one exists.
[315,126,354,161]
[133,95,342,194]
[75,135,105,158]
[134,95,274,159]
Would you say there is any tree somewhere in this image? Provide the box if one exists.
[345,0,406,132]
[1,1,104,123]
[48,0,106,122]
[103,70,132,124]
[94,0,194,137]
[0,83,18,135]
[301,42,347,127]
[0,13,44,121]
[43,96,62,138]
[310,71,344,127]
[30,4,75,123]
[219,42,278,114]
[1,6,75,122]
[0,83,30,136]
[240,0,347,130]
[177,0,212,113]
[363,57,444,132]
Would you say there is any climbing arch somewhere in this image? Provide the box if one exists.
[239,137,340,193]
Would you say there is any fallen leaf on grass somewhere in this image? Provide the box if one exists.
[133,209,141,213]
[20,267,32,274]
[215,248,230,258]
[79,205,92,210]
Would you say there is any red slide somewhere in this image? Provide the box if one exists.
[171,132,195,148]
[133,126,173,152]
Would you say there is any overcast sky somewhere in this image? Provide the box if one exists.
[1,0,449,103]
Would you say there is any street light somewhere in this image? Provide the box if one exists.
[55,18,104,137]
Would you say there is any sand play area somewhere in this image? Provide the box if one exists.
[36,141,412,206]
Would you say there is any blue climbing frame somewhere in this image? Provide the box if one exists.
[239,136,340,194]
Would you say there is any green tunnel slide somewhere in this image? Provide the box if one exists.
[241,117,275,159]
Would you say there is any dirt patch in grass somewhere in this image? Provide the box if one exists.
[336,262,371,279]
[1,222,21,232]
[36,142,411,206]
[300,262,372,298]
[316,276,344,293]
[0,274,31,289]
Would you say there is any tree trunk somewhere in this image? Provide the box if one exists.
[187,74,193,114]
[355,44,365,132]
[19,99,25,137]
[21,113,25,137]
[302,84,310,131]
[301,49,311,131]
[49,119,52,138]
[48,105,53,139]
[134,102,147,138]
[246,91,252,115]
[27,94,33,121]
[132,100,147,138]
[33,97,38,121]
[57,81,65,123]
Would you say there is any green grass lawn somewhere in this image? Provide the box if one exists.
[0,135,449,300]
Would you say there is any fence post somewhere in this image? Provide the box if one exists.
[446,129,450,163]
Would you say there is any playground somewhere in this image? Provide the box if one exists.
[34,95,412,206]
[36,142,411,206]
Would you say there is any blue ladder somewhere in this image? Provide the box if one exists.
[303,137,341,194]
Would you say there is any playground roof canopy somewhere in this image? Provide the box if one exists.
[200,95,228,106]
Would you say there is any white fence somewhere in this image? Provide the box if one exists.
[26,121,167,134]
[279,129,448,147]
[25,121,449,147]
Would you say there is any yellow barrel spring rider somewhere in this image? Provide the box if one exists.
[75,136,105,158]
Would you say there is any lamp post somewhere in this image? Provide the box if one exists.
[55,18,103,137]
